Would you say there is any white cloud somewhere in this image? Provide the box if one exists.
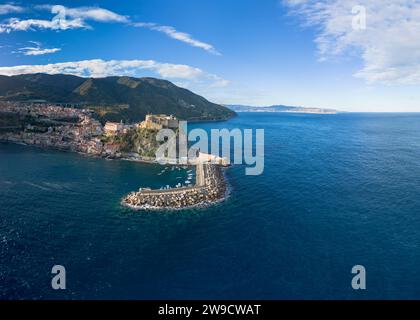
[283,0,420,84]
[22,47,61,56]
[0,59,228,88]
[207,74,231,87]
[0,16,87,33]
[0,4,218,55]
[39,5,129,23]
[0,4,126,33]
[152,63,203,79]
[134,22,221,55]
[17,42,61,56]
[0,4,23,15]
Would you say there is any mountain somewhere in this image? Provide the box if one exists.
[227,104,338,114]
[0,74,236,122]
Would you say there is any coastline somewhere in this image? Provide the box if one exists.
[0,139,159,164]
[0,140,230,211]
[0,102,232,211]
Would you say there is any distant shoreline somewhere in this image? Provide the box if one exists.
[233,110,338,115]
[226,104,339,114]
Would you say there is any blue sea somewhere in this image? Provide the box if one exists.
[1,112,420,299]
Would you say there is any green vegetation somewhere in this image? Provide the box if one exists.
[120,128,162,157]
[0,112,22,132]
[100,128,163,157]
[0,112,20,127]
[0,74,236,123]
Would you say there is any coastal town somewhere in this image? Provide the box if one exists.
[0,101,179,159]
[0,101,229,209]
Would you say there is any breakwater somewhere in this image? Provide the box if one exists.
[122,163,227,210]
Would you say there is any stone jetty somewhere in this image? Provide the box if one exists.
[122,162,227,210]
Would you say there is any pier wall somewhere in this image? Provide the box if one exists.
[123,162,226,209]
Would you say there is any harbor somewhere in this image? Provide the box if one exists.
[122,161,228,210]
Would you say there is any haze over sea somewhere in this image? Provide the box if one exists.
[1,112,420,299]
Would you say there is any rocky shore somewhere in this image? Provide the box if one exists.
[122,163,227,210]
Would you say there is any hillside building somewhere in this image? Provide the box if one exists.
[138,114,179,130]
[104,121,124,136]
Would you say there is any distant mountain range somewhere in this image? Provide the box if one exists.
[227,104,338,114]
[0,73,236,122]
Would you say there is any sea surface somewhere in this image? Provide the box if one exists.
[1,112,420,299]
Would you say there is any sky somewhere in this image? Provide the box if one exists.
[0,0,419,112]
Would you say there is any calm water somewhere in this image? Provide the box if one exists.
[2,112,420,299]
